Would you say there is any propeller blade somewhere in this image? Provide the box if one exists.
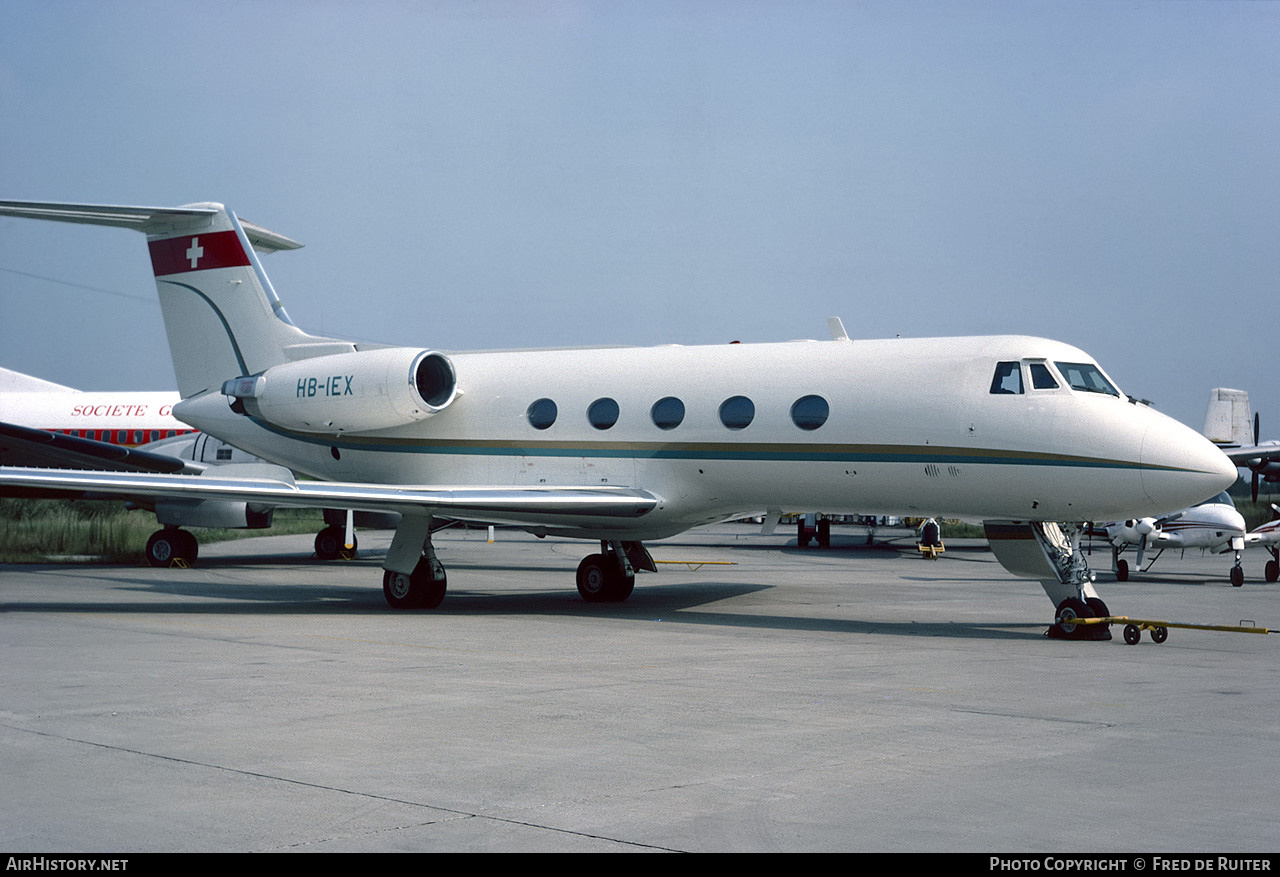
[1137,535,1146,568]
[1252,412,1262,504]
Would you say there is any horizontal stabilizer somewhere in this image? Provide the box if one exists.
[0,199,303,252]
[0,199,215,229]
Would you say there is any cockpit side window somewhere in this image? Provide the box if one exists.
[1054,362,1120,397]
[990,362,1023,395]
[1029,362,1059,390]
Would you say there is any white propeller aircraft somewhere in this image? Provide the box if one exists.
[1092,388,1280,588]
[1250,509,1280,583]
[0,199,1238,639]
[1095,491,1247,586]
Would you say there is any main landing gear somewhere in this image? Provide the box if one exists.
[145,523,356,567]
[1266,548,1279,584]
[1227,538,1246,587]
[145,527,198,568]
[382,550,447,610]
[314,525,357,561]
[796,515,831,548]
[379,516,655,610]
[315,509,361,561]
[576,541,655,602]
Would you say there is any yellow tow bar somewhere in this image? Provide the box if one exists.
[1067,615,1271,645]
[653,560,738,572]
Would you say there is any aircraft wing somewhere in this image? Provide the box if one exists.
[0,422,202,475]
[1220,441,1280,501]
[0,465,659,529]
[1220,443,1280,466]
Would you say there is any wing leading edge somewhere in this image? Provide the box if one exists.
[1220,444,1280,466]
[0,465,659,529]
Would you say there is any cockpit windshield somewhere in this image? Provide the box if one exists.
[1054,362,1120,397]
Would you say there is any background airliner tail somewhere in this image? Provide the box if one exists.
[1204,388,1252,446]
[0,200,351,399]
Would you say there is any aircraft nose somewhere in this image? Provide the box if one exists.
[1140,418,1238,511]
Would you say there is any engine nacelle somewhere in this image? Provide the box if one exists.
[223,348,457,434]
[1113,517,1156,545]
[155,499,273,530]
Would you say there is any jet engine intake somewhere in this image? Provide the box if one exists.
[222,348,457,434]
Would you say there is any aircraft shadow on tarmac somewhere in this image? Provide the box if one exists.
[4,559,1052,641]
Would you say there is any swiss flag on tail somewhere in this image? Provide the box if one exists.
[148,231,250,276]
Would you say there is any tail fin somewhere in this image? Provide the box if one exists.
[1203,387,1252,446]
[0,199,351,398]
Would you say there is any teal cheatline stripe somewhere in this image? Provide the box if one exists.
[160,279,250,375]
[246,418,1183,473]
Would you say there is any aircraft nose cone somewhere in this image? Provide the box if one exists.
[1141,419,1238,511]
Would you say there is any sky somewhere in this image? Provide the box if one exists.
[0,0,1276,434]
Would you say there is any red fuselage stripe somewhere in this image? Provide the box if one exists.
[53,428,195,447]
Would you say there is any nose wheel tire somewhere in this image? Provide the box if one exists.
[1052,597,1111,641]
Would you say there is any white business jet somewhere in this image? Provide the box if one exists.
[0,199,1237,639]
[1096,491,1247,586]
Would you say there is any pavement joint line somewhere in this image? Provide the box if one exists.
[0,721,684,852]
